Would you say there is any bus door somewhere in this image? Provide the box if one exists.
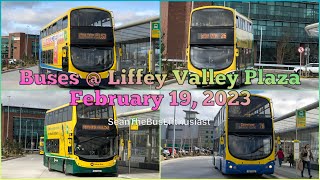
[62,47,69,72]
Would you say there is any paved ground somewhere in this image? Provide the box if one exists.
[273,162,319,179]
[161,156,269,179]
[1,154,159,179]
[161,156,319,179]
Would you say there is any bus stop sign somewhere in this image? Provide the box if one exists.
[151,22,160,39]
[296,110,306,128]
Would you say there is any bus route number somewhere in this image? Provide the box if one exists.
[198,33,227,40]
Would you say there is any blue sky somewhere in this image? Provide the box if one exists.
[1,1,159,35]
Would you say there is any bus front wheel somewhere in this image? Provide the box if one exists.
[63,161,68,175]
[48,158,52,171]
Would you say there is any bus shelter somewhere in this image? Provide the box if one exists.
[115,16,160,74]
[274,101,319,169]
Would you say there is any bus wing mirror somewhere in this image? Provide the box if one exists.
[235,49,239,57]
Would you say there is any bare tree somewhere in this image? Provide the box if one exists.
[276,27,293,64]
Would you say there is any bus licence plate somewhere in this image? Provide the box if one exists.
[93,170,102,172]
[247,170,256,173]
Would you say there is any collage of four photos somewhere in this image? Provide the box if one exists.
[1,1,319,179]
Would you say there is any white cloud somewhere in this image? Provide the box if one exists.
[1,2,159,35]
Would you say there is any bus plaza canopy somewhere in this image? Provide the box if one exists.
[274,101,319,133]
[115,16,159,43]
[305,23,319,37]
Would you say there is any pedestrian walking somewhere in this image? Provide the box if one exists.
[288,152,294,167]
[276,148,284,167]
[300,144,313,178]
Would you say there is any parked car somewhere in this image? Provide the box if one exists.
[166,147,177,156]
[8,59,17,65]
[162,147,170,157]
[294,63,319,75]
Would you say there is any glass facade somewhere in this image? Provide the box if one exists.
[13,117,45,149]
[118,39,160,74]
[213,2,319,64]
[120,126,159,164]
[277,127,318,164]
[3,106,47,115]
[1,37,9,59]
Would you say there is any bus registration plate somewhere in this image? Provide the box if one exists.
[93,170,102,172]
[246,170,256,173]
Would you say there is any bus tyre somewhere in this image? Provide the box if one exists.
[48,158,52,171]
[63,161,68,175]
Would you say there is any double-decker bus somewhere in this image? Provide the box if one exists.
[213,95,275,175]
[39,7,117,86]
[43,102,118,175]
[39,137,44,155]
[187,6,254,87]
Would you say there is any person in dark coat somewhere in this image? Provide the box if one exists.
[288,152,294,167]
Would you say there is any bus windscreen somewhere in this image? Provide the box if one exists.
[228,96,272,118]
[191,9,233,27]
[190,46,233,70]
[75,104,117,161]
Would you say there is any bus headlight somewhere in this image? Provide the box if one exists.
[268,165,273,169]
[229,165,233,169]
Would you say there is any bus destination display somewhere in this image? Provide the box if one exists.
[235,123,265,130]
[82,124,110,130]
[198,33,227,40]
[78,33,107,40]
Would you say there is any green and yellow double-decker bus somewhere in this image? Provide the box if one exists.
[213,94,275,175]
[43,102,118,175]
[39,137,44,155]
[39,6,117,86]
[187,6,254,87]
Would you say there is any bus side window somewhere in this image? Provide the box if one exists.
[62,16,68,29]
[63,107,68,122]
[57,19,62,32]
[68,106,72,120]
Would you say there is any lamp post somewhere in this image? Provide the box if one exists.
[24,120,28,150]
[7,96,11,139]
[35,132,39,150]
[25,25,30,58]
[19,104,24,143]
[172,106,176,158]
[31,122,34,151]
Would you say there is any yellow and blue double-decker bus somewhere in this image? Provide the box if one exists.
[43,102,118,175]
[187,6,254,87]
[213,95,275,175]
[39,137,44,155]
[39,6,117,86]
